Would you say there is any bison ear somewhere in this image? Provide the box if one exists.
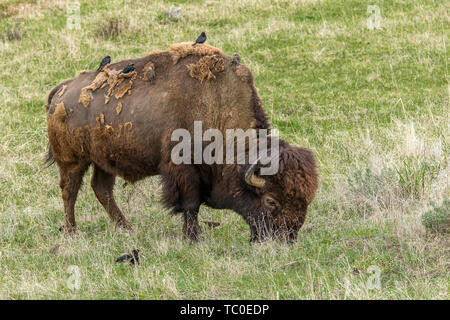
[244,160,266,188]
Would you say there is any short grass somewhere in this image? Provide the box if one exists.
[0,0,448,299]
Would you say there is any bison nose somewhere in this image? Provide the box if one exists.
[248,217,273,243]
[272,225,299,243]
[249,225,272,243]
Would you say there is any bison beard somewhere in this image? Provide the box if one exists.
[44,43,318,243]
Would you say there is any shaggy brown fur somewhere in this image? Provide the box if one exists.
[78,88,90,107]
[187,54,225,82]
[45,43,318,242]
[169,42,223,64]
[116,102,122,115]
[57,85,67,97]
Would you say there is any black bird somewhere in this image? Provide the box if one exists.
[97,56,111,72]
[116,253,132,263]
[115,249,140,265]
[131,249,140,265]
[231,54,240,66]
[192,32,206,46]
[119,63,135,75]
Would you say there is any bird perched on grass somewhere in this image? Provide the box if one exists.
[119,63,135,75]
[115,249,140,265]
[193,32,206,46]
[131,249,140,265]
[97,56,111,72]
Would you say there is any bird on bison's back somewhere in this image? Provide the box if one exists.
[193,32,206,46]
[231,54,240,66]
[97,56,111,72]
[119,63,135,75]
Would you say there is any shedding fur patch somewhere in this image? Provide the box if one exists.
[53,102,67,122]
[103,67,122,96]
[115,81,133,99]
[170,42,223,64]
[116,102,123,115]
[124,122,133,131]
[95,114,104,128]
[79,87,90,107]
[106,69,137,99]
[187,54,225,83]
[57,85,67,97]
[78,71,109,107]
[88,71,109,91]
[107,77,123,96]
[104,95,110,104]
[104,125,114,136]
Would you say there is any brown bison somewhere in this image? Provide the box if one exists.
[44,43,318,242]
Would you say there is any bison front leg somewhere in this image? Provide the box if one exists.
[183,209,203,241]
[160,160,203,241]
[91,165,133,231]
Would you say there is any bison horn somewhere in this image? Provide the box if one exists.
[245,159,266,188]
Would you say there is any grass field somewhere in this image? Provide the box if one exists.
[0,0,448,299]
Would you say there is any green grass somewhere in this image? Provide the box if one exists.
[0,0,448,299]
[422,199,450,234]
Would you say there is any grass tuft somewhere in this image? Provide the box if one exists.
[94,17,128,39]
[422,199,450,234]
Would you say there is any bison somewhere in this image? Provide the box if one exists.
[44,43,318,242]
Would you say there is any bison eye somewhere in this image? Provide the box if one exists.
[264,196,279,209]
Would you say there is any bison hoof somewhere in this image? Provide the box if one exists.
[115,221,134,232]
[62,225,77,234]
[183,225,203,242]
[186,232,204,242]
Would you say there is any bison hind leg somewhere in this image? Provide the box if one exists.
[91,165,133,231]
[58,162,89,233]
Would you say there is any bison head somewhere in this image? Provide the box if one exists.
[235,140,319,243]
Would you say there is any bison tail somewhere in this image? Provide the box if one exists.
[46,79,73,112]
[44,146,55,167]
[46,85,61,109]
